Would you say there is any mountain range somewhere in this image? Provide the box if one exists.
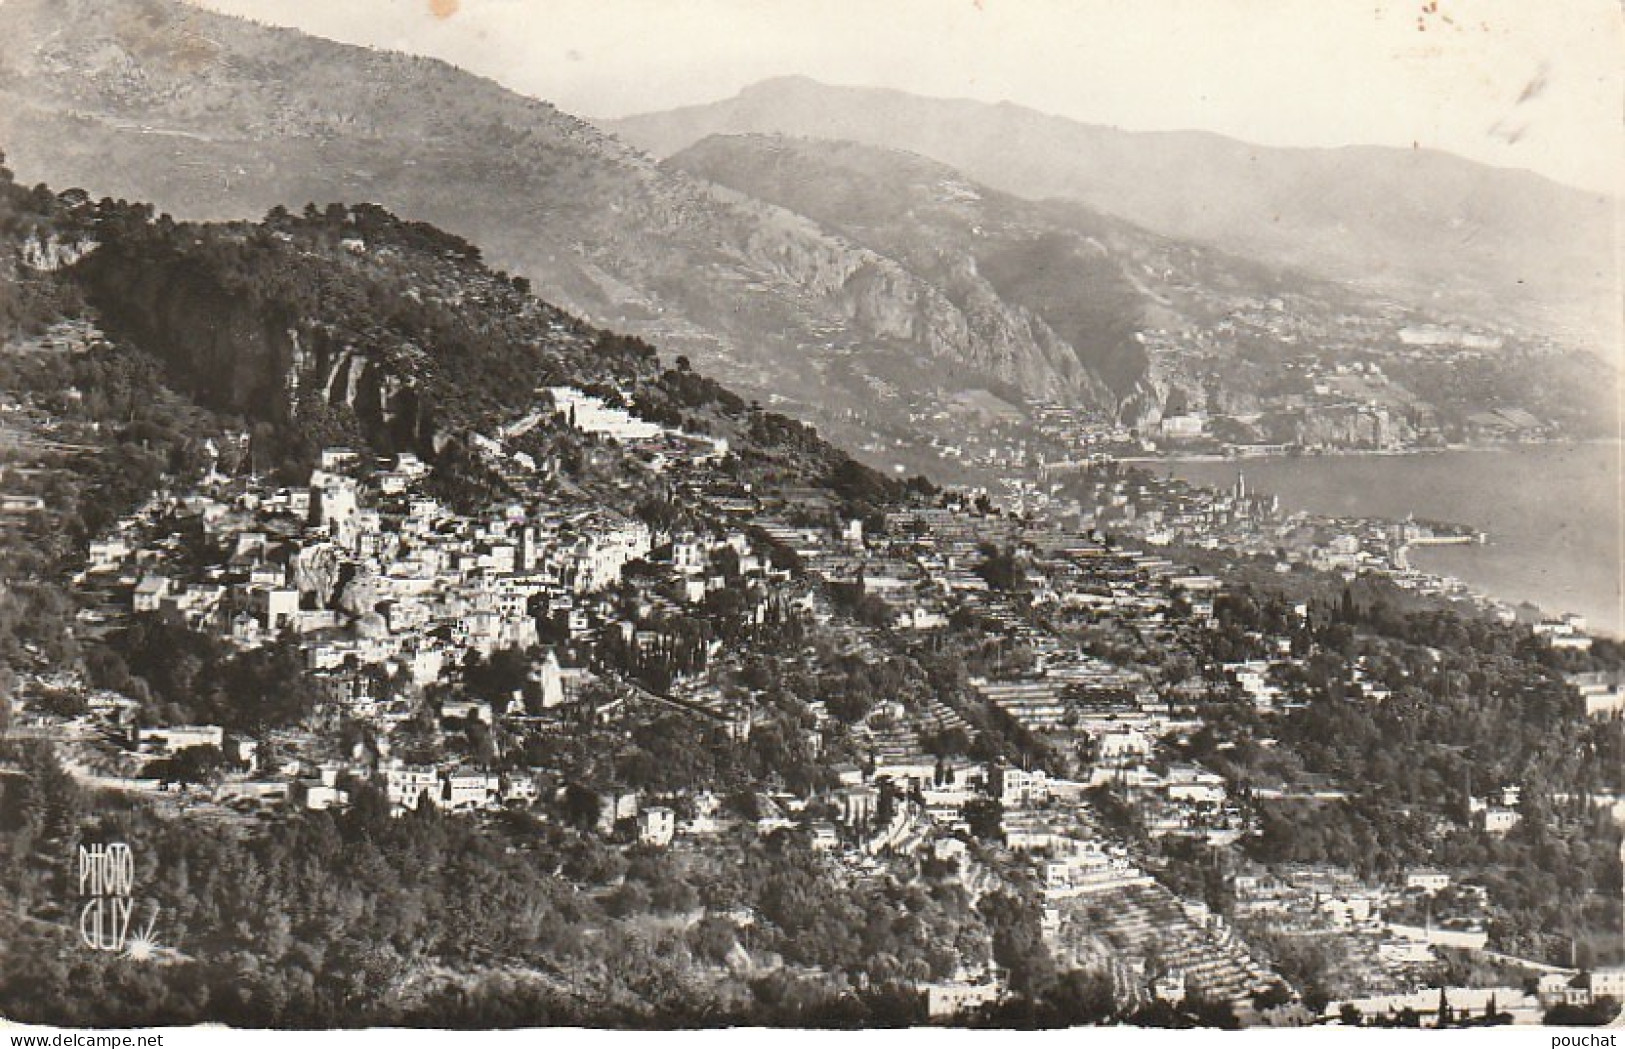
[0,0,1121,427]
[612,76,1620,351]
[667,134,1358,424]
[0,0,1614,478]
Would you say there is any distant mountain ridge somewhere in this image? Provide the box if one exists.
[0,2,1612,477]
[663,133,1617,449]
[610,76,1620,350]
[0,0,1128,428]
[665,133,1284,419]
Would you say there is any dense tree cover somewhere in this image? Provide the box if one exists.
[979,888,1053,993]
[594,615,712,695]
[0,155,91,337]
[91,615,325,732]
[975,543,1026,593]
[0,741,1000,1027]
[826,579,896,630]
[0,330,223,566]
[0,576,80,673]
[422,439,513,515]
[961,970,1118,1028]
[64,196,905,511]
[1145,836,1231,914]
[460,648,539,710]
[1544,998,1621,1026]
[143,744,228,788]
[637,363,747,423]
[1173,579,1625,965]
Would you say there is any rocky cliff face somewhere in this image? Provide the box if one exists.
[831,254,1107,405]
[668,136,1235,417]
[20,232,97,272]
[1271,405,1414,450]
[79,246,437,454]
[692,189,1096,400]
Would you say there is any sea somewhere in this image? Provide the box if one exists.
[1149,442,1624,637]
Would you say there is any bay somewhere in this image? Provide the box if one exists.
[1151,442,1624,637]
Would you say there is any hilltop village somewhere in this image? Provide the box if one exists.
[0,188,1620,1028]
[14,376,1623,1024]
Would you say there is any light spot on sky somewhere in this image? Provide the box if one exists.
[1516,62,1550,106]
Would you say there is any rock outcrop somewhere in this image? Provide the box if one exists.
[77,246,437,453]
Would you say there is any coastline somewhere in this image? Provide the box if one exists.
[1146,441,1624,640]
[1116,435,1623,466]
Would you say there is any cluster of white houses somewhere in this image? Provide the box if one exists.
[94,446,664,692]
[50,378,1620,1024]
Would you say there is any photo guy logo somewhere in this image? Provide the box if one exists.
[78,842,162,960]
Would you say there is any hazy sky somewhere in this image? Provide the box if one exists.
[193,0,1623,193]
